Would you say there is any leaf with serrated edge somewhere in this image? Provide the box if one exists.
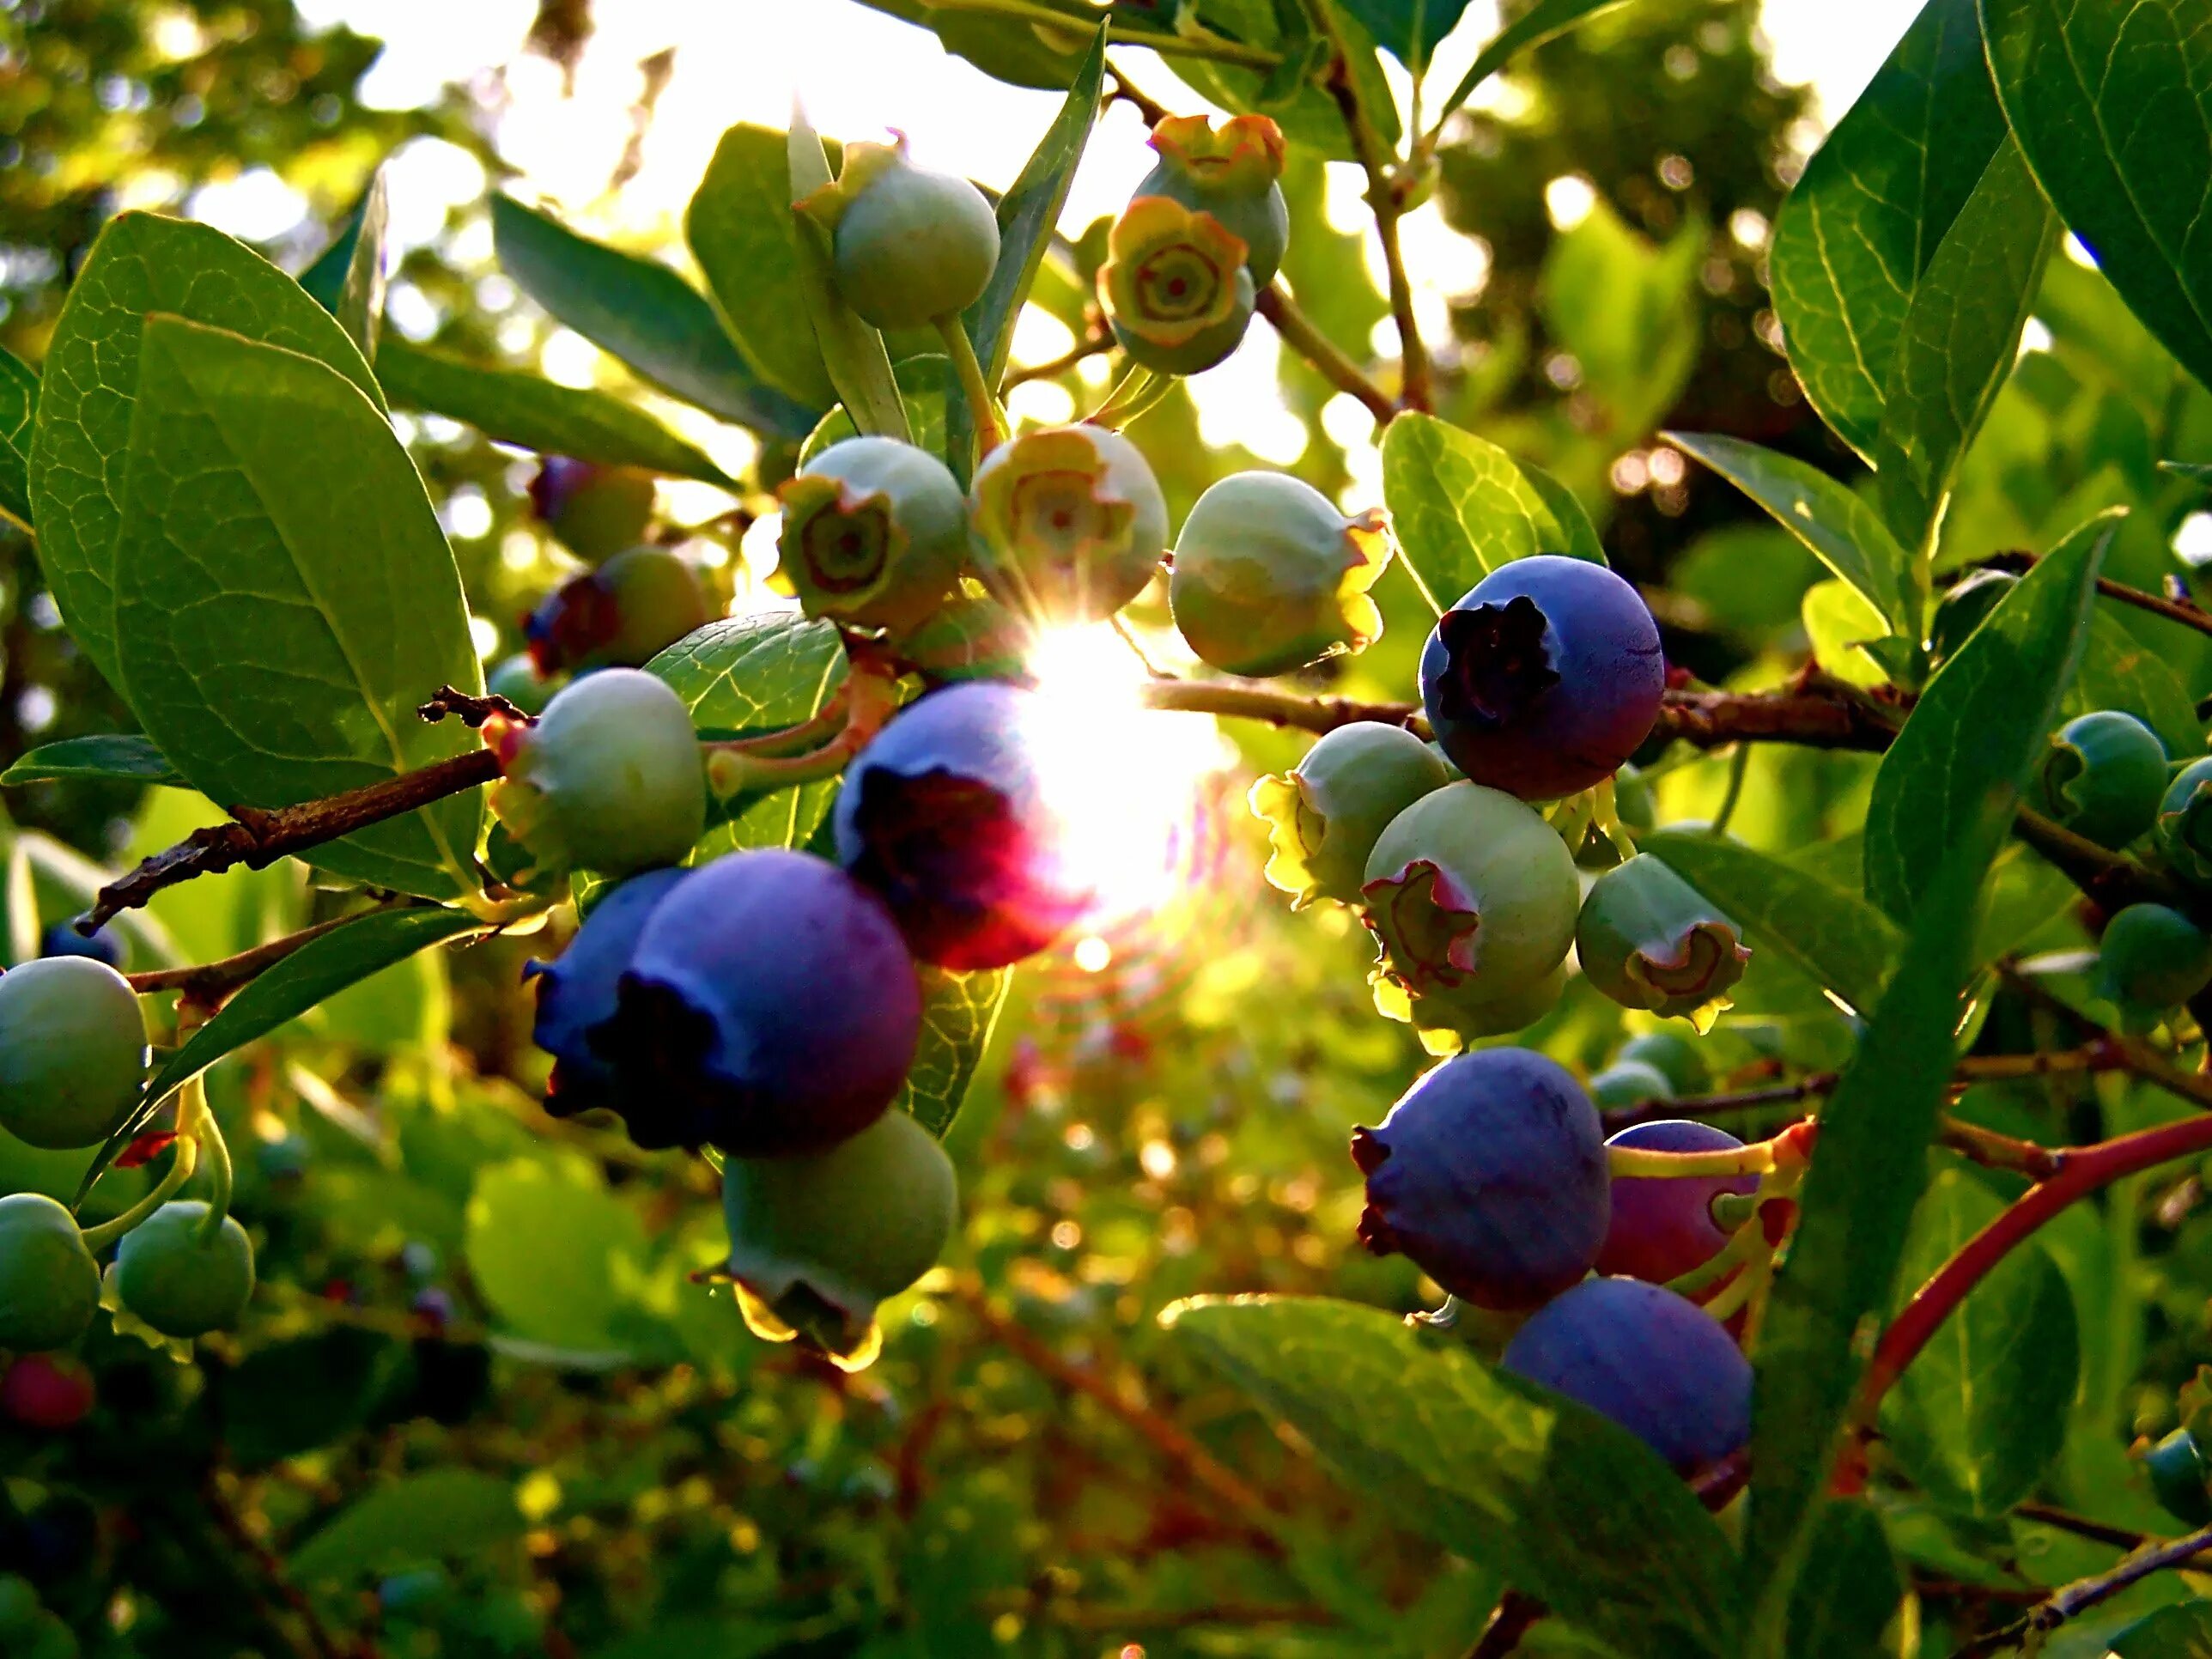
[1166,1295,1741,1657]
[1664,432,1910,632]
[0,343,34,530]
[2,734,182,787]
[1768,0,2006,460]
[27,212,386,692]
[1381,412,1603,614]
[1871,137,2056,560]
[376,343,732,484]
[900,966,1012,1138]
[1643,830,1899,1016]
[1880,1170,2078,1515]
[1863,512,2108,921]
[112,316,483,899]
[489,194,815,439]
[1984,0,2212,398]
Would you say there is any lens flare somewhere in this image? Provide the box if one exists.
[1017,623,1235,933]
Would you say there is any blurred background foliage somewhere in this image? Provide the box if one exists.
[5,0,2212,1655]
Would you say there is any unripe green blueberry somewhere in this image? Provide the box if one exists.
[1170,473,1392,678]
[113,1200,255,1339]
[1617,1030,1711,1096]
[526,544,714,676]
[722,1109,957,1361]
[1097,195,1256,375]
[1370,961,1567,1053]
[2035,711,2167,848]
[775,437,967,635]
[1135,113,1290,286]
[1587,1060,1675,1113]
[968,425,1170,623]
[2146,1426,2212,1526]
[0,1195,101,1352]
[1613,763,1656,832]
[0,957,147,1151]
[804,138,1000,331]
[2159,757,2212,887]
[2096,902,2212,1025]
[1363,781,1580,1018]
[491,669,706,880]
[1928,568,2016,663]
[1251,722,1450,908]
[1574,854,1751,1026]
[528,457,656,562]
[487,653,561,718]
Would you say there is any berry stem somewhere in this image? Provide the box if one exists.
[193,1078,234,1245]
[937,313,1006,455]
[1255,284,1395,424]
[78,1131,200,1252]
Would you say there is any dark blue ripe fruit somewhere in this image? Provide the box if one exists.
[1502,1276,1752,1471]
[526,868,689,1119]
[1351,1048,1608,1310]
[39,922,125,970]
[592,849,922,1156]
[1419,556,1665,801]
[1595,1121,1757,1285]
[835,681,1091,971]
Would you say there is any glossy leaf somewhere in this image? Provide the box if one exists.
[1664,432,1910,631]
[0,343,34,530]
[334,165,389,360]
[1,734,183,787]
[1783,1504,1906,1659]
[785,112,912,444]
[27,211,385,692]
[686,124,837,409]
[901,966,1012,1138]
[2069,608,2202,758]
[1165,1295,1741,1657]
[489,194,814,439]
[288,1469,524,1583]
[1642,830,1900,1016]
[1768,0,2007,460]
[1340,0,1476,66]
[1380,412,1603,613]
[112,317,483,899]
[1881,1170,2078,1515]
[2113,1602,2212,1657]
[1871,137,2056,557]
[1426,0,1630,128]
[1165,0,1400,165]
[1863,512,2107,920]
[1984,0,2212,397]
[377,342,733,483]
[465,1157,651,1353]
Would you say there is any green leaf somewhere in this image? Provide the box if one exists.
[143,908,485,1114]
[1767,0,2007,461]
[1863,511,2108,921]
[489,194,814,440]
[1,734,183,788]
[1870,137,2057,558]
[1339,0,1476,66]
[1664,432,1911,631]
[1802,578,1894,688]
[1164,1296,1742,1657]
[1984,0,2212,398]
[686,125,838,409]
[647,613,850,859]
[288,1469,524,1584]
[1380,412,1603,612]
[900,966,1012,1138]
[27,211,386,693]
[1642,831,1900,1016]
[785,112,914,444]
[376,342,733,484]
[853,0,1096,90]
[112,316,483,899]
[1166,1,1401,164]
[2114,1601,2212,1657]
[1880,1169,2079,1516]
[1539,198,1704,441]
[1782,1503,1906,1659]
[2070,609,2203,758]
[2163,461,2212,484]
[465,1156,651,1352]
[799,356,950,469]
[0,343,34,531]
[334,165,388,360]
[1426,0,1631,129]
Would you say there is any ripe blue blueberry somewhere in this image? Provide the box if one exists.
[2035,711,2167,849]
[0,1194,101,1353]
[524,544,713,676]
[0,957,148,1151]
[1351,1048,1608,1310]
[1249,721,1450,908]
[1501,1276,1752,1471]
[38,922,125,970]
[1420,556,1666,800]
[112,1200,256,1339]
[526,868,689,1122]
[592,849,923,1156]
[1595,1121,1757,1285]
[2146,1427,2212,1526]
[835,682,1091,971]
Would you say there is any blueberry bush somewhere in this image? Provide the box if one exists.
[12,0,2212,1655]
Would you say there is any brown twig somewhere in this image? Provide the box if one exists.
[1105,63,1171,127]
[1256,284,1396,424]
[1466,1589,1547,1657]
[1957,1517,2212,1654]
[417,684,529,728]
[1980,549,2212,643]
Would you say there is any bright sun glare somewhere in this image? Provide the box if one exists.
[1018,624,1232,945]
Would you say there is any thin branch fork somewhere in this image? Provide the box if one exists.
[1957,1517,2212,1655]
[1978,548,2212,642]
[126,903,428,1002]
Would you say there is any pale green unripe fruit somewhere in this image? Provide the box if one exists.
[0,1194,101,1352]
[495,668,707,879]
[1251,722,1449,908]
[0,957,147,1150]
[114,1200,256,1338]
[817,142,1000,331]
